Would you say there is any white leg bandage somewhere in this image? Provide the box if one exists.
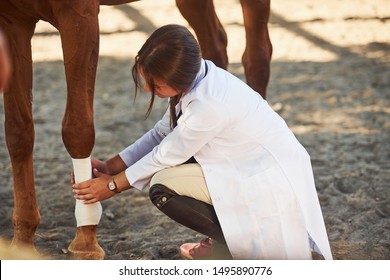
[72,156,102,227]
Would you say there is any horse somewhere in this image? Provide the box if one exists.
[0,0,271,259]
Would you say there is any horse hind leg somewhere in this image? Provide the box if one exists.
[1,17,40,251]
[176,0,228,69]
[240,0,273,98]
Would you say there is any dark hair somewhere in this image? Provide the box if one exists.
[132,24,202,127]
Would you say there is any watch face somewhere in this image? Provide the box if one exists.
[108,182,115,191]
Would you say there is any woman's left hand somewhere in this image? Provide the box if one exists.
[72,168,116,204]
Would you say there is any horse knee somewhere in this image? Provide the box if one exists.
[5,119,34,161]
[62,116,95,158]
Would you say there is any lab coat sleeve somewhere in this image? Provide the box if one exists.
[125,98,228,190]
[119,108,171,167]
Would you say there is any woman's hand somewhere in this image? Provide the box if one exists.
[70,157,110,185]
[91,158,110,175]
[72,168,116,204]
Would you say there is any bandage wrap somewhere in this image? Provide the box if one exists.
[72,157,102,226]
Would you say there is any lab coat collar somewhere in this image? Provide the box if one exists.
[175,59,208,115]
[191,58,207,91]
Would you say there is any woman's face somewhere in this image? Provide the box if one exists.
[140,68,179,98]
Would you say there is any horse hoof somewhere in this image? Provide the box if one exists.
[67,238,105,260]
[67,244,105,260]
[67,225,105,260]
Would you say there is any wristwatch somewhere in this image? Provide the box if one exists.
[108,176,121,193]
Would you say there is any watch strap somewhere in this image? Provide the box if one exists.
[110,176,121,193]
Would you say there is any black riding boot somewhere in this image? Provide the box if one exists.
[149,183,232,258]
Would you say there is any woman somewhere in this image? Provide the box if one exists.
[72,24,332,260]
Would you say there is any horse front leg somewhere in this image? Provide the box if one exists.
[56,0,104,260]
[0,29,10,91]
[176,0,228,69]
[240,0,273,98]
[0,16,40,250]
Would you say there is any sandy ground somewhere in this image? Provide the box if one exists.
[0,0,389,260]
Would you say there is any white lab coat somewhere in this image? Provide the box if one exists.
[119,60,332,260]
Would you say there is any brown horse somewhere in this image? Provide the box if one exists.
[0,0,141,260]
[0,0,271,259]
